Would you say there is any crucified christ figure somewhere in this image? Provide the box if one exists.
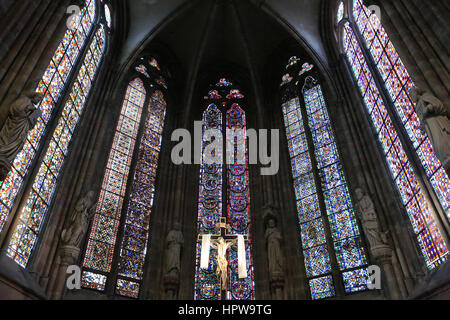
[210,237,237,291]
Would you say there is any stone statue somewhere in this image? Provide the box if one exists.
[355,188,388,248]
[410,88,450,174]
[265,218,284,276]
[61,191,96,248]
[0,91,43,180]
[164,222,184,278]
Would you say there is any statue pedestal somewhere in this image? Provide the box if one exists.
[270,272,285,300]
[163,273,180,300]
[370,244,401,299]
[51,245,81,300]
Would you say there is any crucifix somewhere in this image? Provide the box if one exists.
[198,217,248,298]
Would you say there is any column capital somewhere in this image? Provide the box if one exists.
[370,244,394,264]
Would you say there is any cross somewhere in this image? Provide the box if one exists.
[198,217,248,299]
[198,218,249,243]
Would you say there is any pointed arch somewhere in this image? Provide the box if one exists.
[195,79,255,301]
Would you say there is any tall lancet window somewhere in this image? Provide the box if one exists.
[0,0,98,234]
[281,58,369,299]
[81,57,168,298]
[5,0,109,267]
[341,0,448,269]
[195,79,255,301]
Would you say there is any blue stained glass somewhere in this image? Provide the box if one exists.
[343,20,448,268]
[353,0,450,223]
[7,24,105,268]
[195,81,254,301]
[0,0,97,234]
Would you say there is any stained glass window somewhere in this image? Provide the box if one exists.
[104,4,112,28]
[150,58,160,71]
[283,97,334,298]
[337,2,345,23]
[0,0,97,234]
[280,74,293,87]
[115,90,166,298]
[303,79,368,292]
[136,65,150,78]
[82,78,146,290]
[7,25,106,267]
[352,0,450,220]
[343,21,448,269]
[286,56,301,69]
[299,63,314,76]
[195,79,255,300]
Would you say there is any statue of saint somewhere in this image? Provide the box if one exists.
[61,191,96,248]
[355,188,388,248]
[164,223,184,278]
[410,88,450,174]
[0,91,43,180]
[211,237,236,291]
[265,219,284,276]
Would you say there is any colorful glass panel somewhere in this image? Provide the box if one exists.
[195,81,254,301]
[104,4,112,28]
[353,0,450,220]
[0,0,96,234]
[337,2,345,23]
[7,25,106,267]
[282,97,335,299]
[304,83,367,290]
[195,105,223,300]
[343,22,448,269]
[114,91,166,298]
[81,78,146,287]
[136,65,150,78]
[286,56,301,69]
[226,104,254,300]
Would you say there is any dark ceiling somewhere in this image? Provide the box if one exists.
[120,0,328,116]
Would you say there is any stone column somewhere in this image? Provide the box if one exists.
[50,245,81,300]
[270,274,285,300]
[163,274,180,300]
[371,244,401,300]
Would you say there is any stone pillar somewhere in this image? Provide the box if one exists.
[163,274,180,300]
[270,273,285,300]
[371,244,401,300]
[51,245,81,300]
